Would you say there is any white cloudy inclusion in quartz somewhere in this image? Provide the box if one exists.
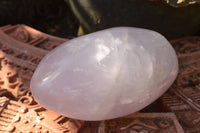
[30,27,178,121]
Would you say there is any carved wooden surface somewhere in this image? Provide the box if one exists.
[159,37,200,133]
[1,24,200,133]
[0,25,83,133]
[103,113,184,133]
[0,97,84,133]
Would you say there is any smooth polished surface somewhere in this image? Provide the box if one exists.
[30,27,178,121]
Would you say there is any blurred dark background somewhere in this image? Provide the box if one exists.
[1,0,200,40]
[0,0,79,39]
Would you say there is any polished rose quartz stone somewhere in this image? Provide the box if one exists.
[30,27,178,121]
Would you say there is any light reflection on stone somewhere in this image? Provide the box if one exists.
[31,27,178,121]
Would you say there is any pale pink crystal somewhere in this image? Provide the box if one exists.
[30,27,178,121]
